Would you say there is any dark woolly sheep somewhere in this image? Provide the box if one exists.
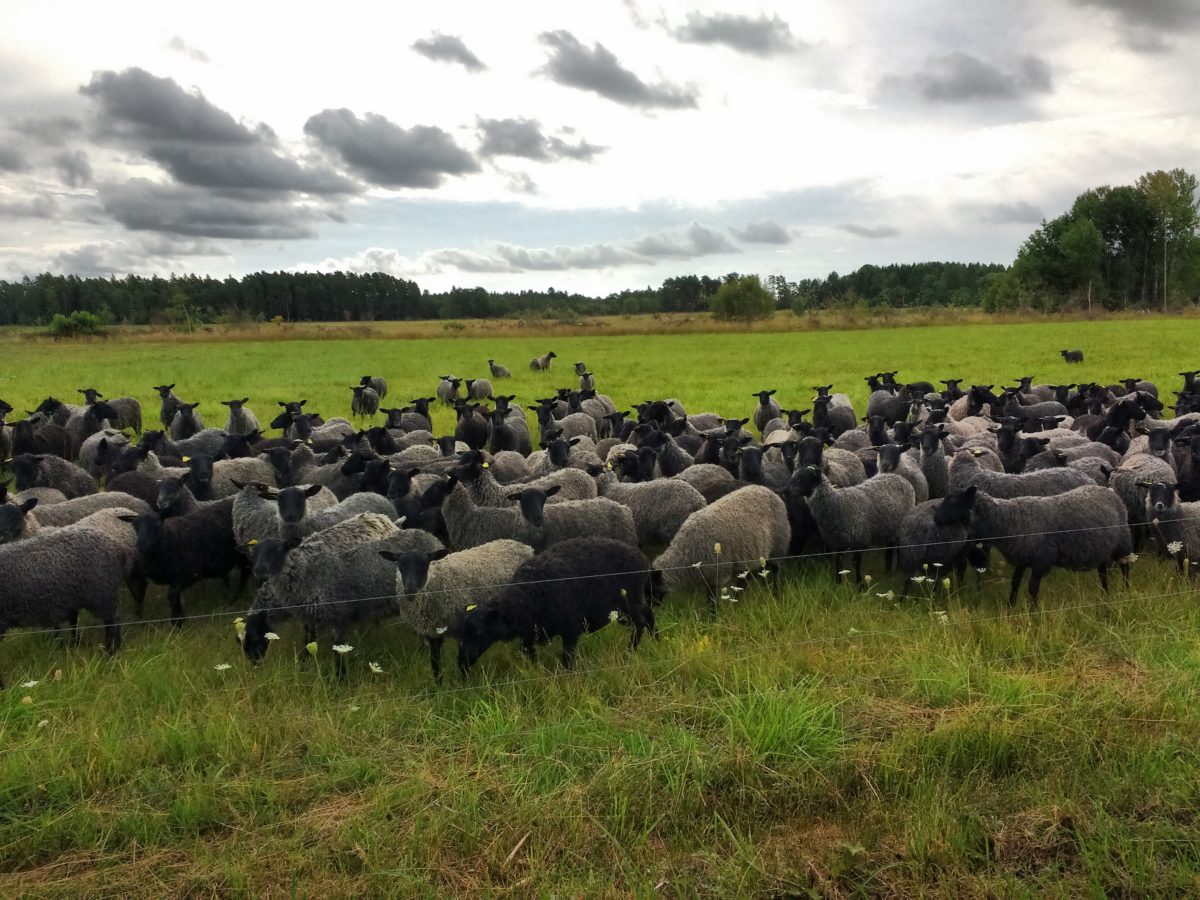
[153,384,180,430]
[170,402,205,440]
[950,447,1093,498]
[970,486,1132,606]
[1061,349,1084,364]
[217,398,260,437]
[10,419,72,460]
[488,359,512,379]
[1146,481,1200,576]
[457,538,657,672]
[896,487,980,593]
[751,389,781,435]
[350,384,380,418]
[508,485,639,552]
[359,375,388,399]
[529,350,557,371]
[13,453,97,499]
[465,378,493,401]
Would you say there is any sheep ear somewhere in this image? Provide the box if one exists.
[544,484,561,497]
[20,497,37,513]
[429,548,449,561]
[569,437,583,446]
[116,513,138,523]
[378,550,401,563]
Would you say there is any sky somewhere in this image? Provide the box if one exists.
[1,0,1198,294]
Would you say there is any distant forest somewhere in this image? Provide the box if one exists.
[1,168,1195,326]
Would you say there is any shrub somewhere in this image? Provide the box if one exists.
[710,275,775,323]
[46,310,106,338]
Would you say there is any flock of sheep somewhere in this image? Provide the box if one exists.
[0,348,1197,685]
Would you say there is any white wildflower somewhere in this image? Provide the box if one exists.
[1122,553,1139,564]
[730,585,744,592]
[1167,541,1184,555]
[975,567,987,574]
[608,610,619,622]
[932,562,944,569]
[738,571,749,580]
[265,632,280,641]
[368,662,384,675]
[932,610,949,625]
[435,626,448,635]
[20,680,38,688]
[758,569,770,578]
[876,591,895,599]
[332,644,353,654]
[911,576,926,584]
[36,719,49,729]
[213,663,232,671]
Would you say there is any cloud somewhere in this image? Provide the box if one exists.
[882,52,1052,103]
[492,241,641,270]
[309,247,423,277]
[52,149,93,187]
[630,221,736,257]
[0,193,58,219]
[673,12,801,56]
[0,145,29,172]
[51,237,227,278]
[425,248,515,273]
[839,223,900,239]
[1071,0,1200,52]
[731,220,791,244]
[81,67,353,196]
[411,33,486,72]
[304,108,479,188]
[11,115,82,145]
[537,30,697,109]
[476,117,605,162]
[504,171,538,194]
[978,201,1043,224]
[166,35,210,63]
[97,178,321,239]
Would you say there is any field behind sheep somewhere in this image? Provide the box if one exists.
[0,317,1199,897]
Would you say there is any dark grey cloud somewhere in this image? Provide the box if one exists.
[538,30,697,110]
[882,52,1052,103]
[98,179,319,240]
[0,194,57,219]
[0,144,29,172]
[80,67,355,197]
[673,12,801,56]
[51,237,226,278]
[978,201,1043,224]
[411,33,486,72]
[52,149,93,187]
[731,220,791,244]
[304,108,479,188]
[167,35,210,63]
[476,117,605,162]
[11,115,82,145]
[840,223,900,239]
[81,67,253,144]
[631,221,737,258]
[1072,0,1200,52]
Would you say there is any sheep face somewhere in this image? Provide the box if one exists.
[934,487,977,527]
[0,498,36,543]
[512,485,560,527]
[250,539,288,583]
[457,605,517,672]
[241,611,272,664]
[274,485,324,524]
[1148,481,1177,516]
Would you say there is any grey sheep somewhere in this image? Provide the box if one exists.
[381,539,534,679]
[751,389,781,435]
[173,428,231,459]
[220,399,260,436]
[593,468,706,545]
[896,487,979,586]
[359,375,388,399]
[153,384,180,430]
[465,378,493,400]
[350,384,380,418]
[12,453,97,499]
[0,492,151,542]
[508,486,639,552]
[454,450,596,506]
[1146,481,1200,575]
[79,428,129,479]
[77,388,142,433]
[580,372,595,392]
[170,402,205,440]
[916,425,950,499]
[241,513,436,674]
[232,481,339,549]
[487,359,511,379]
[436,375,463,405]
[208,457,278,499]
[789,467,917,581]
[970,485,1132,606]
[1108,453,1176,544]
[653,484,790,599]
[950,447,1093,498]
[877,443,930,503]
[529,350,557,371]
[0,523,128,684]
[258,483,396,548]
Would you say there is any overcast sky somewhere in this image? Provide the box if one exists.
[1,0,1197,294]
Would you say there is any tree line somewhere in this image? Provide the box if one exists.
[0,168,1195,327]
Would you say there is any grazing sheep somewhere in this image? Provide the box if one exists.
[0,525,128,684]
[970,486,1132,606]
[1061,349,1084,364]
[653,485,790,602]
[381,539,534,679]
[359,375,388,399]
[592,467,706,546]
[220,399,260,436]
[529,350,557,371]
[789,466,917,581]
[457,538,657,672]
[12,453,97,499]
[488,359,512,379]
[242,513,439,674]
[170,402,205,440]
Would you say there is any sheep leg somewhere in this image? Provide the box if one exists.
[103,617,122,654]
[522,639,536,662]
[853,552,863,585]
[883,547,894,573]
[1121,561,1131,588]
[1007,566,1026,607]
[127,572,148,617]
[560,633,579,670]
[645,605,659,641]
[427,635,444,682]
[1097,564,1109,594]
[66,609,81,647]
[1027,570,1045,609]
[167,585,185,628]
[831,553,843,582]
[234,558,252,597]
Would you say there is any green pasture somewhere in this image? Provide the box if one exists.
[0,317,1197,897]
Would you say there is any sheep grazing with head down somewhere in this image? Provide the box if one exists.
[380,539,534,680]
[457,538,658,673]
[1145,480,1200,576]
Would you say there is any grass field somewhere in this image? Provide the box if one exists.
[0,317,1198,897]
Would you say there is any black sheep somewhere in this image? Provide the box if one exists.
[457,538,657,673]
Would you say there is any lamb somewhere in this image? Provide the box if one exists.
[591,467,706,546]
[950,448,1094,498]
[969,486,1132,606]
[529,350,557,371]
[0,524,128,684]
[220,399,260,436]
[465,378,493,400]
[896,487,979,589]
[381,539,534,679]
[1146,481,1200,575]
[487,359,512,379]
[789,466,917,581]
[170,402,205,440]
[653,485,790,603]
[457,538,658,672]
[241,513,440,674]
[12,453,97,499]
[350,384,380,418]
[359,375,388,399]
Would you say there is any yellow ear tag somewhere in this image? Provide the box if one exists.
[606,462,612,469]
[248,538,258,546]
[182,455,190,462]
[482,462,489,468]
[466,604,477,611]
[306,439,313,444]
